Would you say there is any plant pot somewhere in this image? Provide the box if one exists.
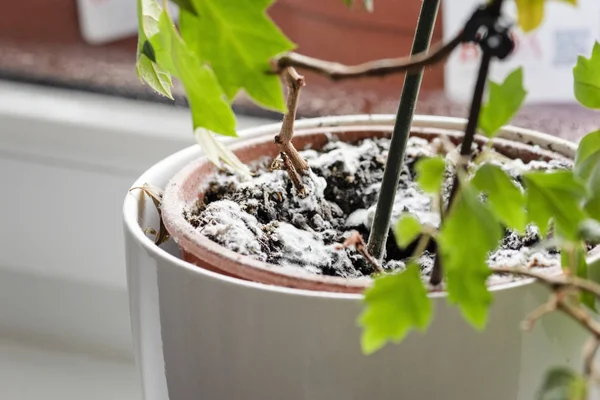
[124,115,590,400]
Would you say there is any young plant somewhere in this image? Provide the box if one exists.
[137,0,598,397]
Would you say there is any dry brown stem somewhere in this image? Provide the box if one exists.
[274,32,463,81]
[274,67,309,177]
[336,231,384,274]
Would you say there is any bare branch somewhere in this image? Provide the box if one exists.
[336,231,384,274]
[280,152,306,197]
[274,32,463,81]
[274,67,309,175]
[583,337,600,379]
[521,295,558,331]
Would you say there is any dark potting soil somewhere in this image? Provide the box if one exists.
[184,135,571,280]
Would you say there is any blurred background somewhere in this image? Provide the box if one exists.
[0,1,598,399]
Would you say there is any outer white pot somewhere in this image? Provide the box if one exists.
[124,115,589,400]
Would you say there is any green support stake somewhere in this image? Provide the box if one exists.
[367,0,441,260]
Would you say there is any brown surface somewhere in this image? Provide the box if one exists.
[0,1,596,142]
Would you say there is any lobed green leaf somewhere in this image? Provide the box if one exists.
[479,67,527,138]
[393,214,423,249]
[415,157,446,194]
[523,171,586,240]
[515,0,577,33]
[537,367,587,400]
[136,0,174,99]
[574,42,600,109]
[438,184,503,329]
[180,0,295,112]
[149,11,237,136]
[472,164,527,233]
[358,264,432,354]
[561,245,596,311]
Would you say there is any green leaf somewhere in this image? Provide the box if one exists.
[575,130,600,180]
[523,171,586,239]
[136,0,174,99]
[415,157,446,194]
[574,42,600,109]
[169,0,197,16]
[578,219,600,244]
[438,185,503,329]
[393,214,423,249]
[583,161,600,219]
[515,0,577,33]
[136,55,174,99]
[180,0,295,112]
[150,12,237,136]
[359,263,432,354]
[472,164,527,232]
[194,128,250,176]
[342,0,374,11]
[537,367,587,400]
[561,245,596,311]
[479,67,527,137]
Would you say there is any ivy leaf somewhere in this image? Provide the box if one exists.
[537,367,587,400]
[579,219,600,244]
[479,67,527,138]
[415,157,446,194]
[584,163,600,219]
[136,0,174,99]
[574,42,600,109]
[149,11,237,137]
[169,0,197,16]
[472,164,527,233]
[523,171,586,239]
[180,0,295,112]
[515,0,577,33]
[561,245,596,311]
[574,130,600,181]
[438,185,502,329]
[342,0,374,11]
[358,263,432,354]
[393,214,423,249]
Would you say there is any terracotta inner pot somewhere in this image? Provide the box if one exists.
[161,125,571,294]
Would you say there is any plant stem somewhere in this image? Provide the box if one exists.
[275,67,309,174]
[367,0,441,261]
[428,53,492,284]
[274,32,461,80]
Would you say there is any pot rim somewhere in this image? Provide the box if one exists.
[124,114,591,299]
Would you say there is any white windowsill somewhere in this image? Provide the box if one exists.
[0,80,275,398]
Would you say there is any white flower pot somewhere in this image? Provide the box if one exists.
[124,115,589,400]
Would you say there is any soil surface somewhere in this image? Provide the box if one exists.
[185,135,570,280]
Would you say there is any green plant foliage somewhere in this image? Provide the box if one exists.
[574,42,600,109]
[342,0,374,11]
[149,11,237,137]
[393,214,423,249]
[584,163,600,219]
[574,130,600,181]
[537,367,587,400]
[479,67,527,137]
[169,0,197,15]
[515,0,577,33]
[415,157,446,194]
[438,184,503,329]
[523,171,586,240]
[179,0,295,112]
[136,0,174,99]
[562,245,596,311]
[358,264,432,354]
[472,164,527,233]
